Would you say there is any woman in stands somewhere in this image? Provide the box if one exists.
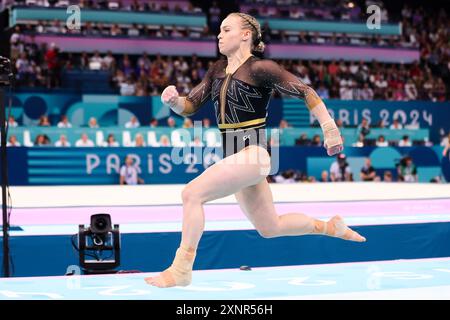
[145,12,365,288]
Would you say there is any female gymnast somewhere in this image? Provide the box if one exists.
[145,12,366,288]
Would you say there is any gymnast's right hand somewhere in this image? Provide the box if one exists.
[161,85,179,107]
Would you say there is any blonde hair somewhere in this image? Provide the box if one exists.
[228,12,265,53]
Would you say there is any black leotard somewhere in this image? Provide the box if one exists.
[185,55,322,158]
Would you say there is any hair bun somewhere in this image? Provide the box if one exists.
[253,41,265,53]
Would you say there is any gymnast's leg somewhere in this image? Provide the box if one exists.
[145,145,271,288]
[234,178,366,241]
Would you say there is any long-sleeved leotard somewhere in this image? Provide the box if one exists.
[183,55,327,157]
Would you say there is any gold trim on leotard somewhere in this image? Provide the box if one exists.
[218,117,266,129]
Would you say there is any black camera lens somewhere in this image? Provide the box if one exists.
[95,219,107,231]
[90,214,112,234]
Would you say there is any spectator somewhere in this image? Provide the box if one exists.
[183,118,193,128]
[383,171,393,182]
[274,170,297,183]
[156,25,168,38]
[15,52,33,85]
[360,83,374,100]
[167,117,176,128]
[34,134,51,146]
[44,42,60,88]
[131,133,146,147]
[38,115,51,126]
[103,51,116,71]
[75,133,94,147]
[398,135,412,147]
[390,118,403,129]
[316,83,329,99]
[356,118,371,138]
[54,134,71,147]
[120,77,136,96]
[360,158,377,181]
[189,136,204,147]
[352,134,365,147]
[405,79,418,100]
[375,119,386,128]
[159,134,171,146]
[103,134,120,147]
[320,170,329,182]
[89,51,103,70]
[279,119,291,129]
[110,24,123,36]
[137,52,151,74]
[128,23,140,37]
[202,118,211,128]
[7,116,18,127]
[376,135,389,147]
[339,83,353,100]
[170,25,183,38]
[310,134,322,147]
[125,116,140,128]
[7,135,21,147]
[57,115,72,128]
[120,155,144,185]
[88,117,99,128]
[208,1,221,33]
[330,153,352,182]
[397,156,418,182]
[149,118,159,128]
[295,133,309,146]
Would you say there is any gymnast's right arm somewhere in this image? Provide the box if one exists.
[161,62,217,117]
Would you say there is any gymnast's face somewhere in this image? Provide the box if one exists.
[218,15,252,56]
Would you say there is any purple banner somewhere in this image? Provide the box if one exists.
[266,44,419,63]
[24,35,217,57]
[25,35,418,62]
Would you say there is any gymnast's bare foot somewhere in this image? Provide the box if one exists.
[328,215,366,242]
[145,268,191,288]
[145,246,195,288]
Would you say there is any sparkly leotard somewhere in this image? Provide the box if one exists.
[185,55,322,157]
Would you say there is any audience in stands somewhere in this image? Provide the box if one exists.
[7,0,448,102]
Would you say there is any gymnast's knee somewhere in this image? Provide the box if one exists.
[181,185,204,205]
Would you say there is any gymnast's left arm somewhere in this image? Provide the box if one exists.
[253,59,343,156]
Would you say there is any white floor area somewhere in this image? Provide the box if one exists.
[5,182,450,208]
